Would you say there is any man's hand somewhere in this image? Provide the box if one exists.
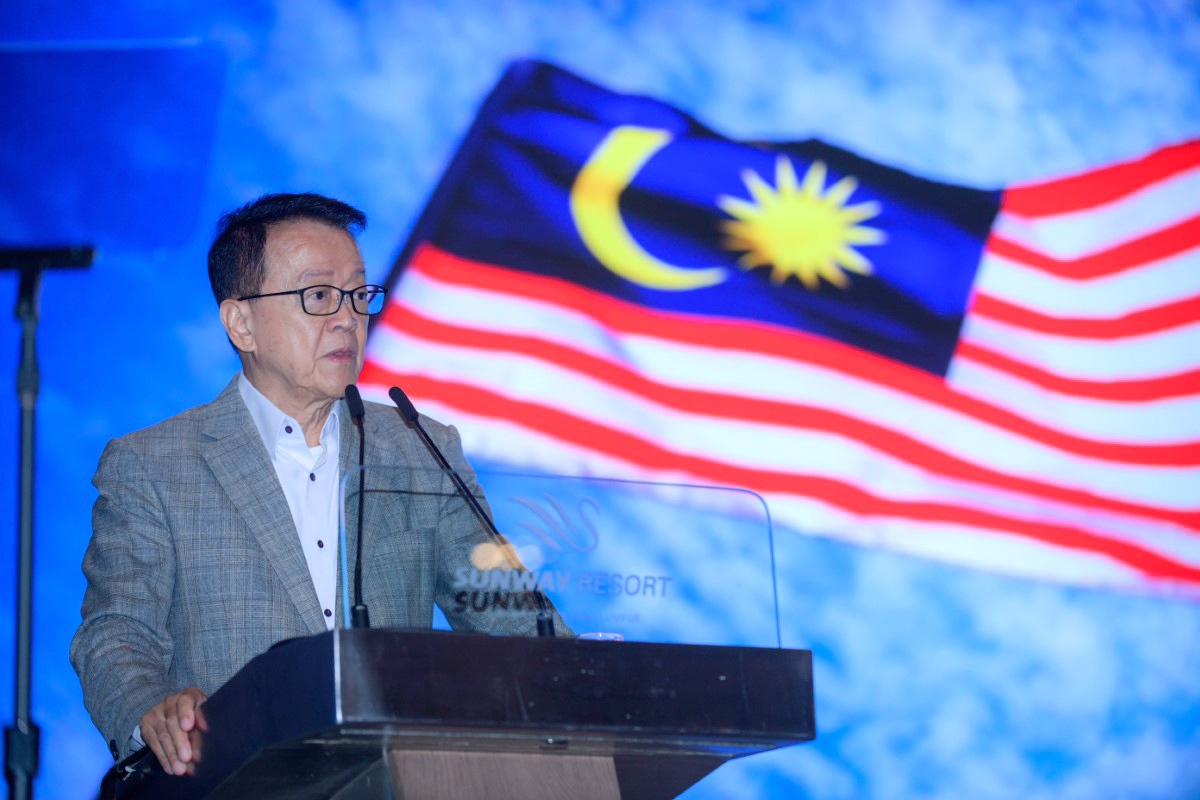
[140,688,208,775]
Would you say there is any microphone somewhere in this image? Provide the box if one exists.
[387,386,556,638]
[388,386,419,425]
[344,385,370,629]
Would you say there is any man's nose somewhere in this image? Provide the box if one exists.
[329,296,359,329]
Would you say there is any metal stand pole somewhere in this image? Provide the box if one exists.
[2,247,94,800]
[6,265,42,800]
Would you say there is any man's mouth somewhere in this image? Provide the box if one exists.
[325,347,357,361]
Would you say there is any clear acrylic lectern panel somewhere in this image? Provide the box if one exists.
[340,466,781,648]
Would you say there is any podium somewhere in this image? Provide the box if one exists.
[119,469,815,797]
[131,628,814,799]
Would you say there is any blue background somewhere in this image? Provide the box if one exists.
[2,2,1199,798]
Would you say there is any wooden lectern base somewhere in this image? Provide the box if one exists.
[388,750,620,800]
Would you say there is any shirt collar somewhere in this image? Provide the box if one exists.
[237,372,340,455]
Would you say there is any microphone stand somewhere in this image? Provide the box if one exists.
[2,247,94,800]
[343,385,370,628]
[387,387,556,638]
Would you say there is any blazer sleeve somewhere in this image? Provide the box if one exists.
[70,437,179,760]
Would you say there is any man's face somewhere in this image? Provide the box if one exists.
[235,219,368,411]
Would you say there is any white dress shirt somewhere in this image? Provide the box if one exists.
[238,373,341,631]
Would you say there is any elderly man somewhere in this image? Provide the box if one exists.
[70,193,555,777]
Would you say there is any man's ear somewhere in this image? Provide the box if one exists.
[220,299,255,353]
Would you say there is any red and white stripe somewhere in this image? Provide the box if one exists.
[362,138,1200,594]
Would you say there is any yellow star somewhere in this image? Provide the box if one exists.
[718,157,886,290]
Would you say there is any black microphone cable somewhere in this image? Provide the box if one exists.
[388,386,556,638]
[343,385,370,628]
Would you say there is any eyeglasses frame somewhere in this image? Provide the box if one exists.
[236,284,387,316]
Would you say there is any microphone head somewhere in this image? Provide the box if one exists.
[388,386,420,424]
[343,384,366,422]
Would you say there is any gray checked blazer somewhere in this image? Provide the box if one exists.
[70,377,559,759]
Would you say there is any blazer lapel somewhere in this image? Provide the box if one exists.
[199,379,326,636]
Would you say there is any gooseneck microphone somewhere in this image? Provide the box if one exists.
[387,386,556,638]
[343,385,370,629]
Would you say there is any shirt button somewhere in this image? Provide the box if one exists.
[317,540,324,549]
[324,609,332,618]
[285,425,293,434]
[309,473,316,481]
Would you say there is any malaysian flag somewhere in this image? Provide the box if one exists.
[361,60,1200,593]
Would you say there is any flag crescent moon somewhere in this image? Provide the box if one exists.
[569,126,728,291]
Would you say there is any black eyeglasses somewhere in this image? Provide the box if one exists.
[238,284,387,316]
